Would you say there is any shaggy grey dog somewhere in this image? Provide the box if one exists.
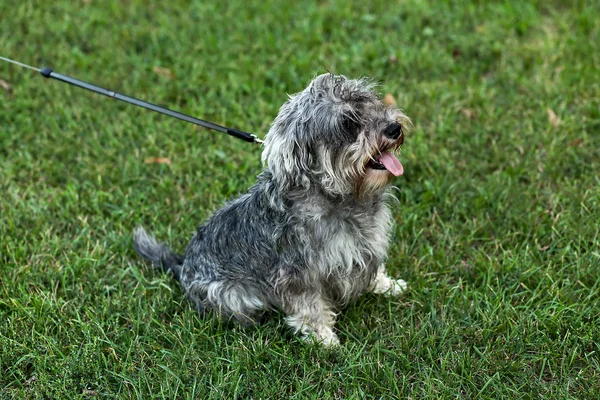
[134,73,409,346]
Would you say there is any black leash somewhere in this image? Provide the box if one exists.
[0,56,263,145]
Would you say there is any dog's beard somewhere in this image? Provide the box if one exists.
[330,134,404,197]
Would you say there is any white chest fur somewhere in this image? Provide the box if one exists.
[302,201,393,299]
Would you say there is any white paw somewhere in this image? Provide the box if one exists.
[303,328,340,347]
[372,275,408,296]
[387,279,407,296]
[319,333,340,347]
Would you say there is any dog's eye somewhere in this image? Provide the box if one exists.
[340,117,361,139]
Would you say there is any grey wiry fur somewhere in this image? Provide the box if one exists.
[133,228,184,280]
[134,73,410,346]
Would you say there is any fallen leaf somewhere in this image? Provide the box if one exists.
[538,244,550,252]
[0,79,11,93]
[546,108,560,128]
[388,55,398,64]
[569,138,583,147]
[461,108,475,119]
[383,93,396,106]
[152,66,174,79]
[145,157,171,166]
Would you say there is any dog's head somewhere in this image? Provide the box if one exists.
[262,73,409,197]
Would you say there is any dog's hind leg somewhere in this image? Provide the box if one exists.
[283,292,339,347]
[201,280,267,325]
[369,264,407,296]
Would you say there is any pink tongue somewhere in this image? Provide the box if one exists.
[379,152,404,176]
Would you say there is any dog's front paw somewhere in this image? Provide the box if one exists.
[371,274,408,296]
[303,327,340,347]
[387,279,407,296]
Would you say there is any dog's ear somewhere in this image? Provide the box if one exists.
[262,120,313,190]
[262,100,313,190]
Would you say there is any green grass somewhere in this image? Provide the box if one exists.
[1,0,599,398]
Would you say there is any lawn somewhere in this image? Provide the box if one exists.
[1,0,599,398]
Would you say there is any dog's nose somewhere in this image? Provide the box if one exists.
[384,122,402,140]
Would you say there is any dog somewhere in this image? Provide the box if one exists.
[134,73,409,346]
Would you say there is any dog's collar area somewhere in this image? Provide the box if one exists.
[1,56,263,145]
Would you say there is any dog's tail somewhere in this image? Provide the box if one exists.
[133,226,183,281]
